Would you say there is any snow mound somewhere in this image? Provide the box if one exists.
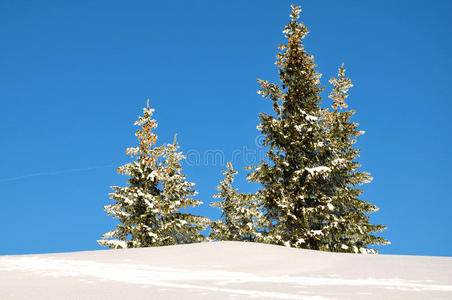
[0,242,451,299]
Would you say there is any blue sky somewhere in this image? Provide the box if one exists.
[1,0,451,256]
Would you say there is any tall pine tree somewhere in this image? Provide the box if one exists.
[98,101,208,248]
[247,5,329,249]
[210,162,263,242]
[321,65,389,253]
[247,5,387,252]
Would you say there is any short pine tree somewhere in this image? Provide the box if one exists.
[159,136,210,244]
[210,162,263,242]
[321,65,389,253]
[98,102,208,248]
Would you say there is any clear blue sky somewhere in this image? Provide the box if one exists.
[1,0,451,256]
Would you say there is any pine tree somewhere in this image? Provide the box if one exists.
[210,162,263,242]
[98,101,208,248]
[247,5,387,252]
[321,65,389,253]
[159,135,210,244]
[247,5,332,249]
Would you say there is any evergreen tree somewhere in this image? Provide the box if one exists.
[210,162,263,242]
[321,65,389,253]
[98,102,208,248]
[247,4,330,249]
[247,5,387,252]
[159,135,210,244]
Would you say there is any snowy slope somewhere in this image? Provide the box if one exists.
[0,241,451,299]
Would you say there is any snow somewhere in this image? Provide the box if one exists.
[298,109,318,121]
[104,240,127,249]
[0,242,451,299]
[331,158,345,166]
[311,230,324,236]
[306,115,317,121]
[305,166,331,175]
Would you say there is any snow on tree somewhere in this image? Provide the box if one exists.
[158,135,210,244]
[98,101,208,248]
[210,162,263,242]
[247,5,331,249]
[246,5,388,252]
[321,64,389,253]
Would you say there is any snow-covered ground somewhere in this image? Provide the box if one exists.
[0,241,451,299]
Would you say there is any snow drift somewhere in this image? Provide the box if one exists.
[0,241,451,299]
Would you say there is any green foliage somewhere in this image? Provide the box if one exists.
[321,65,389,253]
[210,163,263,242]
[98,4,388,254]
[247,5,388,253]
[98,102,208,249]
